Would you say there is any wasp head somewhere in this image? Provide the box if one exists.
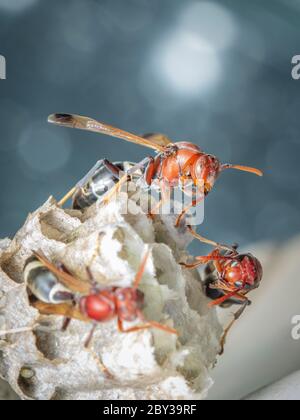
[193,154,222,195]
[223,253,263,291]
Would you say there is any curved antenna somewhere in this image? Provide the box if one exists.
[221,164,263,177]
[133,247,152,289]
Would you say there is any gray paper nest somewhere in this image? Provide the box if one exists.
[0,194,222,400]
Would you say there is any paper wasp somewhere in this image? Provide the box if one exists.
[181,245,263,354]
[24,249,178,349]
[48,113,262,228]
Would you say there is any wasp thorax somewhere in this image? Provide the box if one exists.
[115,288,145,322]
[80,292,116,322]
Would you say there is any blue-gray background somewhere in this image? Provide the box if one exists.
[0,0,299,253]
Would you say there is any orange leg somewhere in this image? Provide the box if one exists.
[118,318,178,335]
[175,195,204,228]
[219,299,250,355]
[180,249,232,271]
[149,197,163,218]
[149,179,170,218]
[88,347,113,379]
[179,261,203,270]
[84,323,113,378]
[133,249,151,289]
[187,226,235,252]
[208,289,247,307]
[58,186,77,207]
[102,173,129,205]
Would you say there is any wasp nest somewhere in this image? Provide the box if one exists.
[0,194,222,400]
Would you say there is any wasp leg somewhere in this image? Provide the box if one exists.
[62,317,72,332]
[58,159,123,207]
[102,156,154,205]
[85,326,114,379]
[180,249,229,270]
[208,288,247,307]
[117,317,178,335]
[61,296,77,331]
[0,325,37,337]
[128,156,154,177]
[132,248,151,289]
[149,179,170,218]
[187,226,235,252]
[175,194,204,228]
[219,299,250,355]
[84,322,97,348]
[101,173,129,205]
[179,261,203,270]
[88,347,113,379]
[58,160,105,207]
[58,187,78,207]
[85,265,104,294]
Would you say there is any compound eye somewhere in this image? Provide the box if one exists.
[234,281,243,288]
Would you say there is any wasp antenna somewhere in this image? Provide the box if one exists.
[0,325,36,337]
[221,164,263,177]
[133,247,152,289]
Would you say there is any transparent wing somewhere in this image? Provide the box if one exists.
[48,113,166,152]
[32,301,89,322]
[142,133,172,148]
[33,251,91,294]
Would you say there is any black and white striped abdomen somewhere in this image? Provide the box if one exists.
[24,257,74,304]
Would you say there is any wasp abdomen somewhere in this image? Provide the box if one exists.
[73,161,139,210]
[24,258,74,304]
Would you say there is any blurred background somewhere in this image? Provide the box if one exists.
[0,0,300,400]
[0,0,300,247]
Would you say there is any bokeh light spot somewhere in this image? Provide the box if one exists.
[266,140,300,190]
[178,1,236,50]
[0,0,39,13]
[151,31,220,97]
[18,123,72,174]
[58,0,101,54]
[255,200,300,239]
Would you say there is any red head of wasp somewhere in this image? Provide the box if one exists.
[48,113,263,232]
[25,249,178,350]
[180,245,263,354]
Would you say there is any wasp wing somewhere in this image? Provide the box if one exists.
[33,251,91,294]
[142,133,172,148]
[33,301,90,322]
[48,113,166,152]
